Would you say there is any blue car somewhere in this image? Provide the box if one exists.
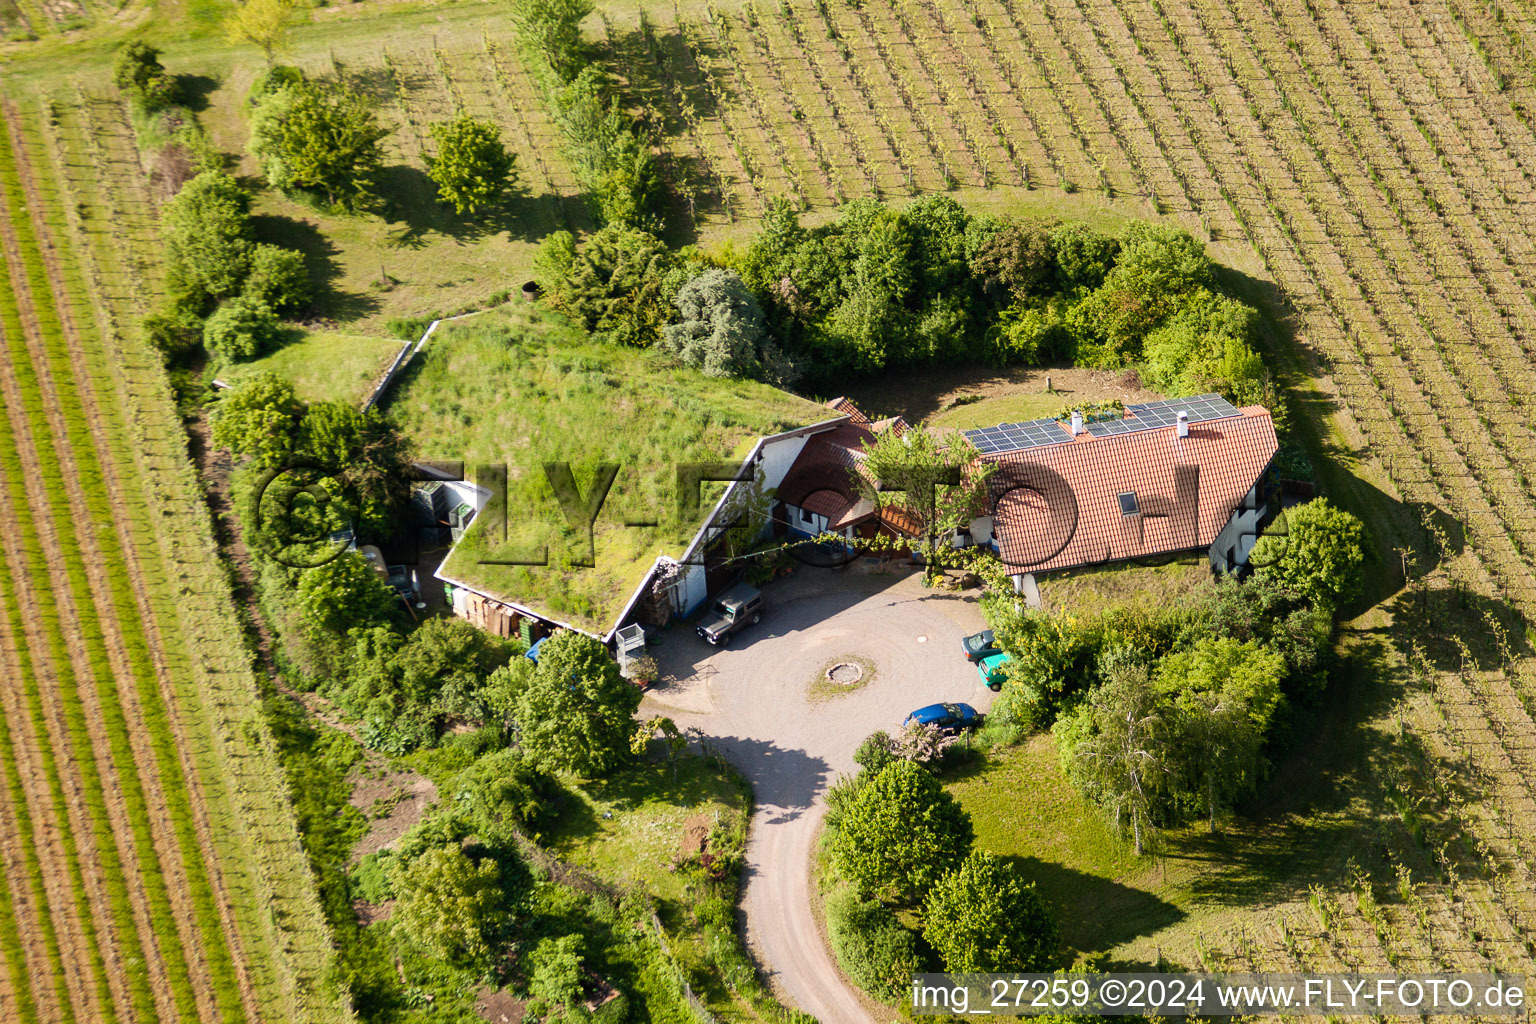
[903,702,982,736]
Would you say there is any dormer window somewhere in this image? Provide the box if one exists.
[1118,492,1140,516]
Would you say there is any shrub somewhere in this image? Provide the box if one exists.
[203,296,280,361]
[831,760,974,904]
[825,886,923,1003]
[141,305,204,362]
[923,852,1058,972]
[427,115,517,215]
[113,41,181,110]
[350,850,396,904]
[164,170,255,305]
[249,64,304,104]
[243,243,311,312]
[853,730,896,776]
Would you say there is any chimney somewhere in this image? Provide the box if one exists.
[1070,409,1084,435]
[1176,411,1189,438]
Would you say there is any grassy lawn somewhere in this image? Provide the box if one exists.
[220,329,406,405]
[544,756,746,903]
[1036,558,1212,617]
[947,735,1175,960]
[388,303,832,633]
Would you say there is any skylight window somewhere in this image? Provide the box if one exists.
[1118,492,1140,516]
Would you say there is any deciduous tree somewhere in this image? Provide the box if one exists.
[857,427,993,583]
[514,630,642,776]
[1250,498,1366,610]
[210,372,303,466]
[249,79,390,211]
[832,759,974,904]
[395,844,524,968]
[427,115,517,215]
[225,0,296,65]
[923,852,1058,971]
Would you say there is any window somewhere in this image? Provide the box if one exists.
[1118,492,1140,516]
[799,505,814,524]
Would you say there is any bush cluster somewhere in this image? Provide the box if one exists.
[823,755,1060,996]
[151,169,311,363]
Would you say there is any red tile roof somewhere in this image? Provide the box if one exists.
[825,396,871,427]
[986,407,1277,573]
[776,421,873,511]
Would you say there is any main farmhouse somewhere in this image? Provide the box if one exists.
[433,391,1278,649]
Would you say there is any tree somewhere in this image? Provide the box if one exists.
[225,0,295,65]
[297,401,414,531]
[1056,661,1166,855]
[969,220,1055,305]
[427,116,517,215]
[1048,222,1119,292]
[203,296,281,361]
[856,427,993,583]
[295,551,396,640]
[395,844,523,968]
[1251,498,1367,610]
[548,68,661,228]
[507,0,594,82]
[249,79,390,211]
[660,268,794,382]
[832,759,974,904]
[923,852,1058,971]
[113,41,181,109]
[243,243,311,312]
[211,372,304,466]
[514,630,642,776]
[825,888,921,1003]
[164,171,255,304]
[554,224,673,346]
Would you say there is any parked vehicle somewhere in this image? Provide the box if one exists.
[977,651,1010,691]
[960,629,1000,662]
[903,702,982,735]
[696,584,764,646]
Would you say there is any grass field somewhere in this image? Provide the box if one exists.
[222,329,407,406]
[10,0,1536,1009]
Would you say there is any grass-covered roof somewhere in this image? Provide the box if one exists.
[387,305,836,633]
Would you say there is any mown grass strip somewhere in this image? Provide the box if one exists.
[25,98,252,1024]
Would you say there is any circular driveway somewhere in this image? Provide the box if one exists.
[644,565,998,1024]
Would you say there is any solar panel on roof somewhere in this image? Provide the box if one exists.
[962,416,1072,454]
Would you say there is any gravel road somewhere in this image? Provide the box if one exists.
[645,566,996,1024]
